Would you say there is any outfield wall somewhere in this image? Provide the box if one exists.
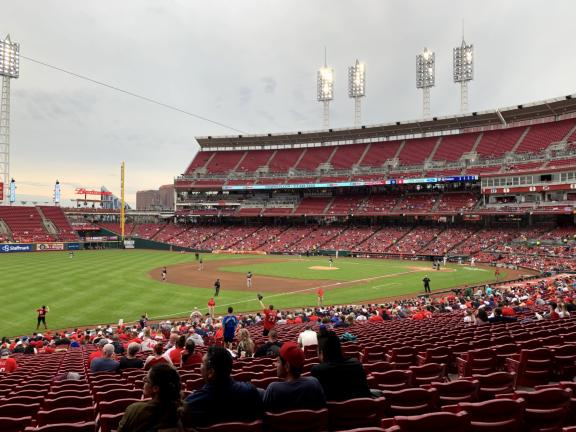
[0,242,81,253]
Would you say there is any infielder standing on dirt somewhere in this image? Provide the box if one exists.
[246,271,253,288]
[329,257,333,268]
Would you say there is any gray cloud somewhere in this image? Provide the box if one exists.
[261,77,277,94]
[239,87,253,106]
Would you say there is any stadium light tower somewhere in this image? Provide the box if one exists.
[416,47,435,118]
[317,49,334,129]
[453,34,474,113]
[348,59,366,127]
[0,34,19,204]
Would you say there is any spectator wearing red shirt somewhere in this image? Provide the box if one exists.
[501,303,516,317]
[0,349,17,373]
[259,299,277,337]
[548,302,560,320]
[181,339,203,368]
[368,311,383,322]
[87,339,108,368]
[166,335,186,365]
[144,343,172,370]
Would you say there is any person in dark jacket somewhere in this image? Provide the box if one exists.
[311,330,371,401]
[182,346,263,427]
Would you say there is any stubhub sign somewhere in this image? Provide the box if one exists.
[0,244,34,253]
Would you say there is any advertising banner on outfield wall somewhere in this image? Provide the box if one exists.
[37,243,65,251]
[67,243,81,250]
[0,244,34,253]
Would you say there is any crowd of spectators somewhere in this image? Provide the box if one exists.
[2,272,576,429]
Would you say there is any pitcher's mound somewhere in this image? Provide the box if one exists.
[309,266,339,271]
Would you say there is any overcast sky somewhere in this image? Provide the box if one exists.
[3,0,576,206]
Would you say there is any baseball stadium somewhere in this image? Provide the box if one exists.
[1,2,576,431]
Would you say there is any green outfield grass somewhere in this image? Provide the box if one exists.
[0,250,504,336]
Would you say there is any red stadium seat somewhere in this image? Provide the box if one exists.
[423,380,479,406]
[36,406,95,426]
[326,397,385,430]
[384,411,471,432]
[506,348,553,387]
[0,416,33,432]
[372,370,413,391]
[381,388,438,417]
[263,408,328,432]
[196,420,263,432]
[99,412,124,432]
[24,422,97,432]
[442,398,525,432]
[409,363,446,385]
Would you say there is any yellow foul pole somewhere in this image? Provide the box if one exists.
[121,161,125,241]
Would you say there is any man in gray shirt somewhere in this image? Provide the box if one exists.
[263,342,325,412]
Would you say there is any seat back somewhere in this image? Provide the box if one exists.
[36,406,95,426]
[389,347,416,369]
[43,396,93,410]
[196,420,263,432]
[515,388,572,429]
[28,422,98,432]
[0,403,40,418]
[455,398,525,431]
[409,363,446,385]
[327,397,385,430]
[0,416,33,432]
[98,398,141,415]
[264,408,328,432]
[390,411,470,432]
[382,388,438,417]
[429,380,479,406]
[372,370,413,391]
[472,372,516,400]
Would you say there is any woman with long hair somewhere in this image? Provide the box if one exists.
[118,363,182,432]
[236,328,255,358]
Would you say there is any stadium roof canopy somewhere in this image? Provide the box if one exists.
[197,93,576,150]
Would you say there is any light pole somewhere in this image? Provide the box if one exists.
[348,59,366,127]
[453,38,474,113]
[317,49,334,129]
[0,34,19,204]
[416,47,435,118]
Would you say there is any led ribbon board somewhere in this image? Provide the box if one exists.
[222,175,478,191]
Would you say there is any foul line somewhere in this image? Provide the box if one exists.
[148,268,424,320]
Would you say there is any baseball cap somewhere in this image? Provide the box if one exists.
[98,339,108,347]
[0,349,9,357]
[279,342,305,369]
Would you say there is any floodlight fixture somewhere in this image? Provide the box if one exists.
[453,39,474,113]
[317,48,334,128]
[348,59,366,127]
[317,67,334,102]
[416,47,435,118]
[0,35,19,79]
[0,34,19,204]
